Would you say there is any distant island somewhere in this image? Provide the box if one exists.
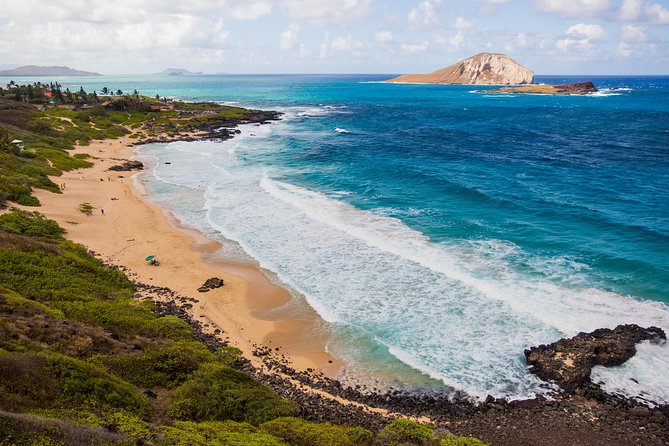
[385,53,534,85]
[0,65,101,76]
[155,68,203,76]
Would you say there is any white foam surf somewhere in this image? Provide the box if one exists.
[137,131,669,404]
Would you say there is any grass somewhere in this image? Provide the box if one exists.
[77,203,94,215]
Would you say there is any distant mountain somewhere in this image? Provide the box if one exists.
[0,65,101,76]
[155,68,204,76]
[385,53,534,85]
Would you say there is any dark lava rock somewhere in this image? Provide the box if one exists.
[108,160,144,171]
[525,324,666,392]
[555,81,598,95]
[197,277,225,293]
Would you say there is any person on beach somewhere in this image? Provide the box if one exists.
[101,209,104,215]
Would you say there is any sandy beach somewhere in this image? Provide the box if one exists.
[23,134,341,377]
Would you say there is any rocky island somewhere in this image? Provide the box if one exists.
[486,81,598,95]
[385,52,534,85]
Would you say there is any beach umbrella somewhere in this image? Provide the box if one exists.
[145,255,155,261]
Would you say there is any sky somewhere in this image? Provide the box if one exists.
[0,0,667,75]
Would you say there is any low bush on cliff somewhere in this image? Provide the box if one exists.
[260,417,375,446]
[0,351,148,415]
[0,209,64,239]
[169,363,297,425]
[377,418,435,445]
[439,436,489,446]
[97,340,217,388]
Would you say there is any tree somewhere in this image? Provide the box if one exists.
[116,89,123,96]
[101,86,109,95]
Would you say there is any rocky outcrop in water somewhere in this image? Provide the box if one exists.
[385,53,534,85]
[485,81,598,95]
[554,81,597,94]
[525,324,666,392]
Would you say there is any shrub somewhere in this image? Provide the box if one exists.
[0,210,64,239]
[14,194,40,206]
[0,351,57,411]
[160,420,289,446]
[261,417,374,446]
[169,363,296,425]
[100,341,216,388]
[56,300,192,340]
[439,436,489,446]
[0,240,134,303]
[0,287,63,318]
[377,419,435,445]
[77,203,94,215]
[46,353,149,415]
[0,410,129,446]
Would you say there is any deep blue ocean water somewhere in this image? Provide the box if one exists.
[7,73,667,403]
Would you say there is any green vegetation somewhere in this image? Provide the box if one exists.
[377,419,435,445]
[440,436,490,446]
[0,209,64,239]
[169,363,296,424]
[77,202,94,215]
[260,417,374,446]
[0,82,273,209]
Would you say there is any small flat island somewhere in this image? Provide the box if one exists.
[485,81,598,95]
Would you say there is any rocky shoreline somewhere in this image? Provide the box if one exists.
[100,257,669,446]
[134,108,282,145]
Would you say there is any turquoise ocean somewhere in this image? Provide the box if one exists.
[7,74,668,404]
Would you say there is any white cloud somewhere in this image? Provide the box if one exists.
[280,24,300,50]
[621,24,647,42]
[516,33,530,48]
[480,0,512,14]
[536,0,612,18]
[319,33,364,59]
[298,44,313,58]
[400,41,429,53]
[375,30,394,44]
[567,23,607,40]
[454,16,474,30]
[433,31,465,51]
[618,42,633,57]
[282,0,370,25]
[556,23,606,54]
[620,0,669,24]
[408,0,441,31]
[620,0,643,20]
[228,1,272,20]
[645,2,669,24]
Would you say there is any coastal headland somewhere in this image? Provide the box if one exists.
[0,84,668,445]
